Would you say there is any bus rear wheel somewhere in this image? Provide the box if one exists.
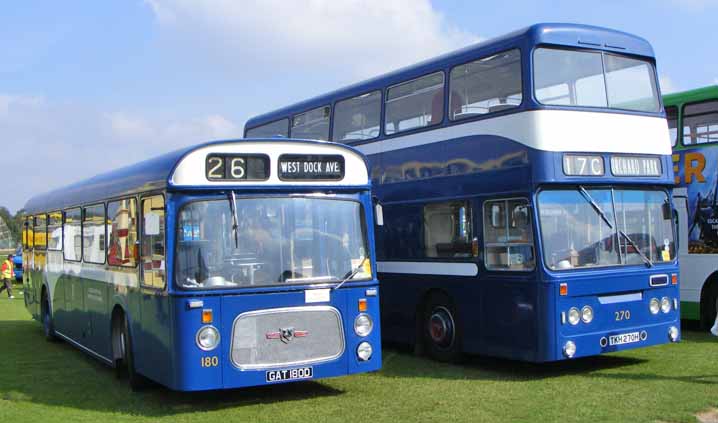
[422,293,463,362]
[118,317,147,391]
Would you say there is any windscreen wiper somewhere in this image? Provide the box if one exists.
[333,257,367,291]
[618,230,653,268]
[228,191,239,248]
[578,186,613,229]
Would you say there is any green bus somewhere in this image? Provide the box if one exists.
[665,85,718,328]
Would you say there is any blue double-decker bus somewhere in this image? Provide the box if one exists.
[22,139,381,390]
[245,23,680,362]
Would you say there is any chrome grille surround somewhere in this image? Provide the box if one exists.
[230,306,345,370]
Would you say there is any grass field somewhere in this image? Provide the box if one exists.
[0,287,716,423]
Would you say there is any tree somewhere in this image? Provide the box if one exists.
[0,207,22,246]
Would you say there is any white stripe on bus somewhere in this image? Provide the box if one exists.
[356,110,671,156]
[377,261,478,276]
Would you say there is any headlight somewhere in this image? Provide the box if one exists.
[649,298,660,315]
[581,306,594,324]
[357,342,373,361]
[661,297,671,314]
[568,307,580,325]
[563,341,576,358]
[196,325,220,351]
[354,313,373,337]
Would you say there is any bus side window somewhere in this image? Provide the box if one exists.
[423,201,472,258]
[683,100,718,145]
[141,195,166,289]
[483,199,535,271]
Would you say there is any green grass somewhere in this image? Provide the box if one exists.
[0,289,716,423]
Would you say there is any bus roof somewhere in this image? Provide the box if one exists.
[23,139,369,215]
[663,85,718,107]
[245,22,655,131]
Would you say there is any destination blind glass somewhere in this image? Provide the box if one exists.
[205,154,269,181]
[278,154,345,180]
[610,156,662,177]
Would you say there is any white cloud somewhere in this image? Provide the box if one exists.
[144,0,480,79]
[659,75,678,94]
[1,94,241,213]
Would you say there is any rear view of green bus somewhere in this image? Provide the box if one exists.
[666,85,718,328]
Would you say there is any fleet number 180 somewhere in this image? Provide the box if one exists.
[201,356,219,367]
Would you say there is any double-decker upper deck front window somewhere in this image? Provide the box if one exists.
[175,196,370,289]
[534,48,660,113]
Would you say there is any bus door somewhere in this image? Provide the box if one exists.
[137,194,171,380]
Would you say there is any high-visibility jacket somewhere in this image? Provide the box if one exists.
[1,260,13,279]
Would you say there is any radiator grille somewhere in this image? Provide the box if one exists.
[230,306,345,369]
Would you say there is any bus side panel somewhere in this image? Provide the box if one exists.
[478,274,538,361]
[84,272,111,358]
[134,290,172,387]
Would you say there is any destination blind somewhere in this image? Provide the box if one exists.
[278,154,345,180]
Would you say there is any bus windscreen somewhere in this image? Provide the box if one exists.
[175,196,370,289]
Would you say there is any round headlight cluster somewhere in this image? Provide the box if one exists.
[357,342,373,361]
[568,307,581,325]
[649,298,660,315]
[581,306,594,324]
[196,325,220,351]
[660,297,672,314]
[354,314,373,337]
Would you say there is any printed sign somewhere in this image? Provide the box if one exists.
[278,154,344,180]
[610,156,662,177]
[674,149,718,253]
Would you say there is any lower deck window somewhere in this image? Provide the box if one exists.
[423,201,472,258]
[483,199,535,270]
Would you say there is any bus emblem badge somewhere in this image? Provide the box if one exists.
[266,327,309,343]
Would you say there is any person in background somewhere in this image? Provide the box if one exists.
[0,255,15,299]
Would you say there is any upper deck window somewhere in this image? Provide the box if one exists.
[534,48,660,113]
[332,91,381,142]
[246,119,289,138]
[291,106,330,141]
[449,49,522,120]
[665,106,678,147]
[683,101,718,145]
[385,72,444,135]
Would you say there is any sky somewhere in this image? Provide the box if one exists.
[2,0,717,213]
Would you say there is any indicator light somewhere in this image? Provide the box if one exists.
[202,309,213,324]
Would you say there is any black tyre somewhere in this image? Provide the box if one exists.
[120,317,147,391]
[41,296,57,342]
[422,292,463,362]
[700,282,718,331]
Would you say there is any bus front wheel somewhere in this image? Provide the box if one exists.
[422,292,463,362]
[119,318,147,391]
[701,282,718,331]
